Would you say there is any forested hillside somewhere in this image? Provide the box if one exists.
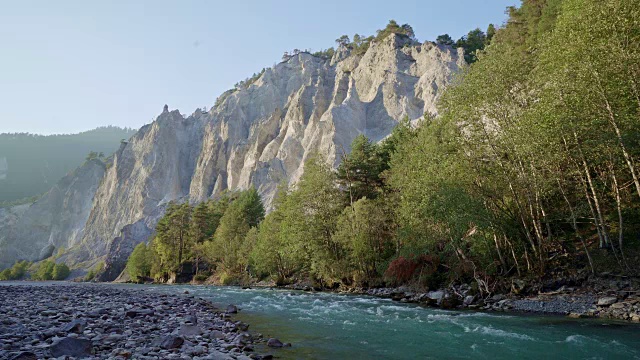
[123,0,640,292]
[0,126,136,203]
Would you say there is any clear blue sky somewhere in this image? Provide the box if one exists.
[0,0,516,134]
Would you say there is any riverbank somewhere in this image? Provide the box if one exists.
[0,283,273,360]
[357,274,640,322]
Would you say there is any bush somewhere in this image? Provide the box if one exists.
[384,255,439,286]
[32,260,56,280]
[52,263,70,280]
[193,274,208,282]
[0,260,31,280]
[0,269,11,280]
[84,262,104,282]
[126,243,151,281]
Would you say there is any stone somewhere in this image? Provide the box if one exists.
[187,345,206,356]
[61,319,86,334]
[597,297,618,306]
[210,330,226,339]
[426,291,445,304]
[9,352,37,360]
[463,296,475,306]
[49,337,93,358]
[440,295,461,309]
[226,305,238,314]
[176,325,203,337]
[491,294,507,302]
[159,335,184,350]
[267,338,284,348]
[125,309,154,318]
[568,313,586,319]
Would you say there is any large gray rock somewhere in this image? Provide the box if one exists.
[0,35,465,273]
[49,337,93,358]
[597,297,618,306]
[158,335,184,349]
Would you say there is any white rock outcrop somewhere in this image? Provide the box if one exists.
[0,34,465,276]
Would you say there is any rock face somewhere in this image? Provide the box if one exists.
[0,34,464,276]
[0,156,7,180]
[0,160,106,269]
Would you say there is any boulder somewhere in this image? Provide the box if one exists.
[49,337,93,358]
[463,295,475,306]
[10,352,37,360]
[38,244,56,261]
[176,324,203,337]
[267,338,284,348]
[159,335,184,350]
[426,291,445,305]
[61,319,86,334]
[226,304,238,314]
[597,297,618,306]
[440,294,461,309]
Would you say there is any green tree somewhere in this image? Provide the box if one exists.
[375,20,415,42]
[285,154,346,283]
[10,261,30,280]
[52,263,70,280]
[251,185,305,283]
[206,188,265,276]
[486,24,496,44]
[0,269,10,281]
[456,28,487,63]
[154,201,193,276]
[32,260,56,280]
[337,135,385,203]
[436,34,454,46]
[333,197,396,284]
[335,35,350,47]
[126,243,152,281]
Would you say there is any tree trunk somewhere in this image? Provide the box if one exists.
[595,72,640,199]
[574,131,610,248]
[557,179,595,275]
[610,167,629,270]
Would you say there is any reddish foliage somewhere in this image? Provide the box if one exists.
[385,255,439,284]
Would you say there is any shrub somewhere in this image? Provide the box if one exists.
[193,274,208,282]
[0,269,11,281]
[384,255,439,285]
[0,260,31,280]
[52,263,70,280]
[84,262,104,282]
[126,243,151,281]
[32,260,56,280]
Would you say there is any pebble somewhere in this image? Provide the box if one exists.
[0,283,274,360]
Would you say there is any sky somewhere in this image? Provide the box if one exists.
[0,0,517,135]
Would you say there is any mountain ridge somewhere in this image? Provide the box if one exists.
[0,33,465,277]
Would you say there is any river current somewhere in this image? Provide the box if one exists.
[118,284,640,359]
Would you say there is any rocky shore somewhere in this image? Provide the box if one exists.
[362,275,640,322]
[0,283,275,360]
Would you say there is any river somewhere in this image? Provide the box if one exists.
[117,284,640,359]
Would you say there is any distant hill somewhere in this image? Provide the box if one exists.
[0,126,137,203]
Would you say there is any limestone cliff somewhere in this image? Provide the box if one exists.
[0,160,105,269]
[0,34,464,277]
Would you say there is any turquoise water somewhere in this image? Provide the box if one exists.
[123,285,640,359]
